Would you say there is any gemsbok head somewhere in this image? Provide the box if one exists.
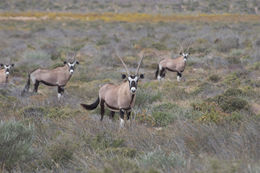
[21,53,79,100]
[0,63,14,84]
[80,54,144,127]
[155,42,191,82]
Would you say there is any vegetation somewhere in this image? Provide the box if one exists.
[0,1,259,172]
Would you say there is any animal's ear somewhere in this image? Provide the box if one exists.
[76,61,79,65]
[0,64,3,67]
[11,64,14,67]
[64,61,67,64]
[140,73,144,79]
[121,74,127,79]
[188,52,190,55]
[179,52,182,55]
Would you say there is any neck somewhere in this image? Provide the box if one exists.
[123,81,136,97]
[5,74,9,83]
[63,65,72,75]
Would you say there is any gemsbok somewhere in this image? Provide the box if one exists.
[21,54,79,100]
[155,45,190,82]
[80,54,144,127]
[0,63,14,84]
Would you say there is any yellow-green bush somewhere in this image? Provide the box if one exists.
[0,121,34,172]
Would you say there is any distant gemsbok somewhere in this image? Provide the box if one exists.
[155,44,190,81]
[81,54,144,127]
[0,63,14,84]
[21,54,79,100]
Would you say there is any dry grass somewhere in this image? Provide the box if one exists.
[0,12,259,23]
[0,9,259,173]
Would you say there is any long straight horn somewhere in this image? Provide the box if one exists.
[117,55,130,75]
[178,42,184,54]
[72,52,77,61]
[135,54,144,75]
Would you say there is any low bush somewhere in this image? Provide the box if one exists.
[223,88,243,97]
[139,148,185,172]
[216,37,239,52]
[208,74,221,83]
[215,96,248,113]
[102,147,137,158]
[0,121,34,172]
[151,103,192,127]
[48,140,75,166]
[88,132,125,151]
[192,102,228,123]
[135,88,162,109]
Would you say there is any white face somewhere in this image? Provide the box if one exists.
[182,53,189,59]
[67,61,77,74]
[128,76,138,93]
[3,64,14,76]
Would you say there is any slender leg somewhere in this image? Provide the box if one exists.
[119,109,125,128]
[100,100,105,121]
[177,72,182,82]
[110,111,115,120]
[57,86,64,101]
[159,68,166,80]
[126,111,132,127]
[33,81,39,93]
[127,111,131,120]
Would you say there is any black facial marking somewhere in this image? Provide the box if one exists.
[121,74,126,79]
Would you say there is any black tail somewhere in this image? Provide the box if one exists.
[81,97,100,110]
[155,64,159,79]
[21,73,30,96]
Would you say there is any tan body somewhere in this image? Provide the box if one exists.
[159,56,186,73]
[99,81,135,111]
[22,59,79,99]
[30,65,71,87]
[0,69,8,84]
[155,53,188,81]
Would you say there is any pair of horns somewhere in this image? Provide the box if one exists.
[116,52,144,75]
[178,40,192,53]
[66,52,77,61]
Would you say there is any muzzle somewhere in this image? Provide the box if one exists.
[69,69,74,74]
[5,71,9,76]
[130,87,137,93]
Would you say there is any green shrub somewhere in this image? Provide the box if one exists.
[208,74,221,83]
[102,147,137,158]
[48,140,75,166]
[0,121,34,172]
[89,133,125,151]
[227,56,241,65]
[135,88,162,109]
[192,102,227,123]
[139,149,185,171]
[151,103,192,127]
[21,106,47,118]
[223,88,243,97]
[215,96,248,113]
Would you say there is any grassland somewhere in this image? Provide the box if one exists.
[0,11,259,173]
